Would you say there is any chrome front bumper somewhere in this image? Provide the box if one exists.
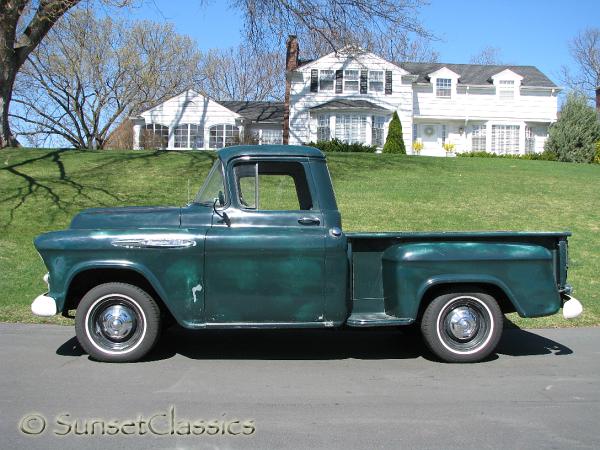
[31,293,57,317]
[562,295,583,319]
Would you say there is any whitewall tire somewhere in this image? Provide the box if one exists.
[420,290,503,363]
[75,282,161,362]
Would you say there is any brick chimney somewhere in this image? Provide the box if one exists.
[596,86,600,112]
[283,35,299,145]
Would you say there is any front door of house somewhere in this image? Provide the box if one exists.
[421,124,439,150]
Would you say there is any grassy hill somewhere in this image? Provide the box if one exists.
[1,148,598,327]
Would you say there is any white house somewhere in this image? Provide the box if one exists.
[131,90,284,150]
[133,37,560,156]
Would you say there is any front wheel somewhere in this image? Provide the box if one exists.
[75,282,161,362]
[421,290,503,363]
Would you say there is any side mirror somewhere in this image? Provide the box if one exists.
[213,197,230,227]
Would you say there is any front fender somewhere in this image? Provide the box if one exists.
[35,228,207,327]
[61,260,172,312]
[382,242,561,319]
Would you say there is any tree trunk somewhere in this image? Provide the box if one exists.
[0,19,18,149]
[0,73,18,148]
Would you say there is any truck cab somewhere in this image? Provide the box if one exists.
[32,145,582,363]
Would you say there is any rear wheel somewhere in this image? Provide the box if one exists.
[421,290,503,363]
[75,282,161,362]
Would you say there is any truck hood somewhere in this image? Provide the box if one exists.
[70,206,181,229]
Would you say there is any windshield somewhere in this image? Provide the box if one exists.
[194,160,226,205]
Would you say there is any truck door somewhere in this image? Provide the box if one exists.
[204,158,326,324]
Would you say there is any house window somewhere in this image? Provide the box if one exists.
[174,124,204,149]
[261,128,283,145]
[492,125,520,154]
[189,124,203,148]
[344,70,360,92]
[174,125,188,148]
[436,78,452,98]
[372,116,386,147]
[209,124,238,149]
[369,71,384,92]
[471,125,487,151]
[441,125,447,144]
[335,114,367,144]
[317,114,330,141]
[142,123,169,149]
[525,126,535,154]
[498,80,515,100]
[319,70,334,92]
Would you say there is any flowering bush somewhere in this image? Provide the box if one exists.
[443,142,455,153]
[412,141,424,155]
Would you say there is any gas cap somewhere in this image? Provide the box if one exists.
[329,227,342,237]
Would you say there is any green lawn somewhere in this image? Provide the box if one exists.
[1,148,598,327]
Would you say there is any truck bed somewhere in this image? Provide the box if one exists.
[345,230,570,325]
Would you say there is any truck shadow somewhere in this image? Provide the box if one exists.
[56,325,573,362]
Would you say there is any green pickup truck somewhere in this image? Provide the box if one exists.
[32,145,582,363]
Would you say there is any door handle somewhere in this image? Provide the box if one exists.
[298,217,320,225]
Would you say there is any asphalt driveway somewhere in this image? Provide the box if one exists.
[1,323,598,449]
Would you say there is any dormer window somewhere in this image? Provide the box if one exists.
[498,80,515,100]
[436,78,452,98]
[344,70,360,92]
[319,70,334,92]
[491,69,522,100]
[369,71,384,92]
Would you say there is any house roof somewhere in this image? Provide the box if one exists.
[310,99,391,111]
[134,88,201,116]
[217,101,285,123]
[399,62,557,87]
[295,47,408,74]
[217,145,324,164]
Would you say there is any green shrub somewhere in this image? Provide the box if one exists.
[382,111,406,154]
[457,151,497,158]
[544,93,600,163]
[306,138,376,153]
[595,141,600,164]
[457,150,558,161]
[534,149,559,161]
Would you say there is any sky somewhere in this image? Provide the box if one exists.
[112,0,600,88]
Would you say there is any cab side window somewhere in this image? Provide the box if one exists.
[234,161,313,211]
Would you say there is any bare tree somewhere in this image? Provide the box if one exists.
[299,28,438,63]
[561,28,600,103]
[0,0,136,148]
[469,46,504,65]
[11,9,201,149]
[2,0,430,147]
[234,0,430,51]
[197,45,284,101]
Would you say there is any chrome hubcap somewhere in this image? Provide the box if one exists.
[99,305,135,340]
[439,296,491,354]
[447,307,479,340]
[87,295,144,353]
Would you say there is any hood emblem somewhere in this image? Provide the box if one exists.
[111,238,196,249]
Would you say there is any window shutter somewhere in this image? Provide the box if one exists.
[310,69,318,92]
[385,71,392,94]
[335,70,343,93]
[360,70,368,94]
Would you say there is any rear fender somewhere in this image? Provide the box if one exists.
[382,242,561,319]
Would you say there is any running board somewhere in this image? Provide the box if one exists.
[346,312,414,327]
